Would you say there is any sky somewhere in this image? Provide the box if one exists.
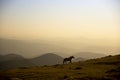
[0,0,120,48]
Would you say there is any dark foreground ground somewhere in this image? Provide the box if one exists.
[0,55,120,80]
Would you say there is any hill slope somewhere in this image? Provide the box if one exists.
[30,53,63,65]
[0,54,120,80]
[0,54,24,62]
[0,54,33,69]
[0,53,64,69]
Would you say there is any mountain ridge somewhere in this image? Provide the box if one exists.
[0,53,64,69]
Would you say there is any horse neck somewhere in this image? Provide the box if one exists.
[69,57,73,59]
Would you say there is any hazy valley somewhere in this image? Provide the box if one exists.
[0,38,118,58]
[1,0,120,79]
[0,39,119,80]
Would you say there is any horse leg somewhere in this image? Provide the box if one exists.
[63,60,67,64]
[64,61,66,64]
[66,61,67,64]
[63,60,65,64]
[69,60,72,64]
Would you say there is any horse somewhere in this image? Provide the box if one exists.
[63,56,75,64]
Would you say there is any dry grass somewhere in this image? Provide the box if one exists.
[0,55,120,80]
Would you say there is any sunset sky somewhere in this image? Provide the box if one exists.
[0,0,119,42]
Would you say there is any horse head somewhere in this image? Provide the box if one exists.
[70,56,75,59]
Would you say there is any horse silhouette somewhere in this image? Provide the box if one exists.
[63,56,75,64]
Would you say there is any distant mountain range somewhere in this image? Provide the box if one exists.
[30,53,63,66]
[0,53,64,69]
[0,38,107,69]
[0,54,33,69]
[0,52,106,69]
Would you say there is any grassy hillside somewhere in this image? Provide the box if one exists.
[0,55,120,80]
